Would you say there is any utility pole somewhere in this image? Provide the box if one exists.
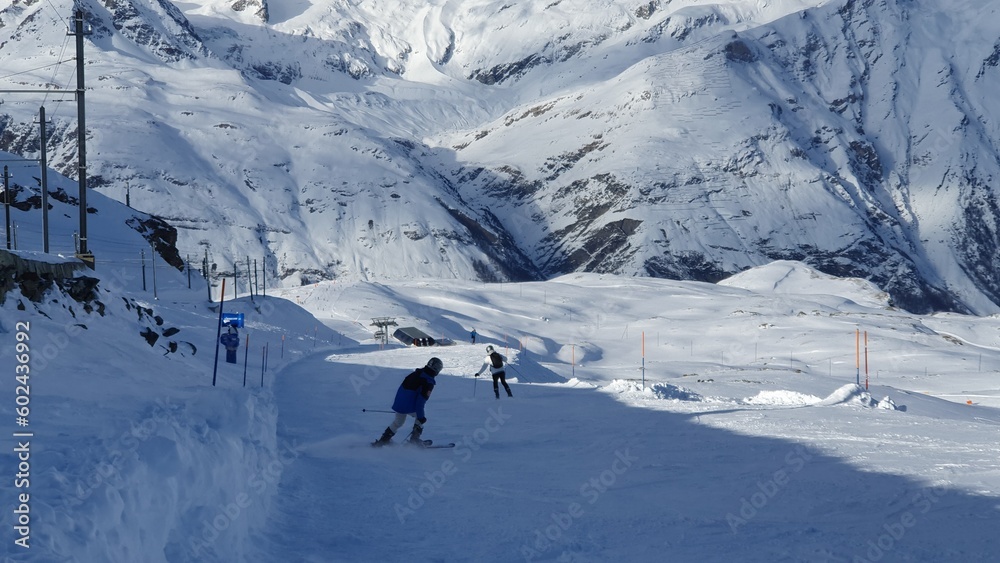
[69,9,94,267]
[204,248,212,302]
[151,244,158,299]
[39,106,50,253]
[0,34,75,256]
[3,166,10,250]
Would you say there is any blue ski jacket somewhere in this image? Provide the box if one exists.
[220,333,240,351]
[392,367,437,419]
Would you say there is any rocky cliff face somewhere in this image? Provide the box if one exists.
[1,0,998,313]
[436,0,1000,313]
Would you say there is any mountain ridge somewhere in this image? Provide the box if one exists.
[1,0,999,313]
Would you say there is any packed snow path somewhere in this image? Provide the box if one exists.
[252,345,1000,562]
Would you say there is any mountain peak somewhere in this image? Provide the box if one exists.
[1,0,998,313]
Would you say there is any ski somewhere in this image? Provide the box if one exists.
[371,439,455,449]
[411,439,457,449]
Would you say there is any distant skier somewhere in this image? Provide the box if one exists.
[372,357,444,447]
[474,345,512,399]
[470,328,477,344]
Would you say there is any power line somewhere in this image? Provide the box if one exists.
[0,59,74,82]
[42,0,69,28]
[44,37,73,108]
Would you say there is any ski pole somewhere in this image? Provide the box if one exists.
[507,363,530,383]
[473,373,478,397]
[361,408,395,414]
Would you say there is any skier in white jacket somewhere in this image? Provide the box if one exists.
[474,345,513,399]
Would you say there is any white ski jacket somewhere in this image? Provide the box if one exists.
[476,352,507,376]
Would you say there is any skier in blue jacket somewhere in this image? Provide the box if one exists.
[373,357,443,447]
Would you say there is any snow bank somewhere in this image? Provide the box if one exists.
[562,378,599,388]
[0,281,292,563]
[44,391,282,563]
[815,384,900,410]
[604,379,703,401]
[743,389,821,406]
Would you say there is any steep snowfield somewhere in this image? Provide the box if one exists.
[3,0,1000,313]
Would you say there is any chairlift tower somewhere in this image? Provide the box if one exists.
[370,317,398,346]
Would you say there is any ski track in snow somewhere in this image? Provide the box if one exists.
[250,344,1000,562]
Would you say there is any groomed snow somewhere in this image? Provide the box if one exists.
[2,258,998,562]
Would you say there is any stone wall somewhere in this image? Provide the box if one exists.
[0,249,89,305]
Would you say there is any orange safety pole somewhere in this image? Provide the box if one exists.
[642,331,646,389]
[864,331,869,390]
[855,328,860,386]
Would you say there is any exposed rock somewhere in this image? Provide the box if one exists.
[140,327,159,346]
[231,0,268,23]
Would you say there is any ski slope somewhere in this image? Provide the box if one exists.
[1,261,999,561]
[249,342,1000,562]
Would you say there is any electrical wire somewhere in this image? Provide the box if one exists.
[42,0,68,29]
[43,33,73,108]
[0,60,71,82]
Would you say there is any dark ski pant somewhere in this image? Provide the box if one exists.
[492,371,512,398]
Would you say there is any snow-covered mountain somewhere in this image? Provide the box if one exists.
[1,0,1000,314]
[3,250,1000,561]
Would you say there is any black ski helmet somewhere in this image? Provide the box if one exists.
[486,345,494,353]
[426,357,443,375]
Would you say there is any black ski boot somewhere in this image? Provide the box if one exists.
[372,427,394,447]
[407,424,426,447]
[507,390,513,398]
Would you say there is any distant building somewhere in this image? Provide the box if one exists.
[393,326,436,346]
